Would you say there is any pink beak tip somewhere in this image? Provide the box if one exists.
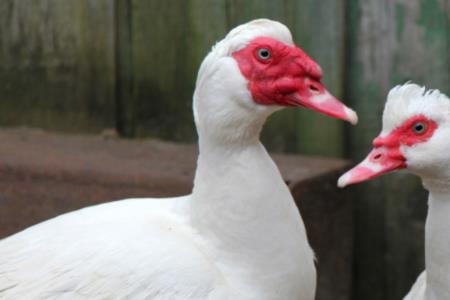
[337,172,352,188]
[345,107,359,125]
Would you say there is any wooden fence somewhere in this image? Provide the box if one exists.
[0,1,449,299]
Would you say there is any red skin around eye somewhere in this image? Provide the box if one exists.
[372,115,438,167]
[374,115,438,148]
[338,115,438,187]
[232,37,323,105]
[337,115,438,187]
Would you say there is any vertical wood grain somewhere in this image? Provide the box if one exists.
[129,0,228,141]
[115,0,134,136]
[0,0,116,133]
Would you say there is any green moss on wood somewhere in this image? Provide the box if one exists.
[418,0,449,45]
[395,3,406,38]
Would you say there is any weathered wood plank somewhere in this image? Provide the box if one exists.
[345,3,392,299]
[346,0,450,299]
[115,0,134,136]
[0,0,116,133]
[129,0,228,141]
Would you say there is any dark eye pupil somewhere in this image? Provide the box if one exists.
[258,48,270,59]
[414,123,426,134]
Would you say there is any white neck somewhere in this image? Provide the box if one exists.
[188,125,315,299]
[423,178,450,300]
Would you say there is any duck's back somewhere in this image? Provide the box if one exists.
[0,197,229,300]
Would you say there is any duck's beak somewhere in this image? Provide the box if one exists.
[291,86,358,125]
[337,147,407,188]
[279,78,358,125]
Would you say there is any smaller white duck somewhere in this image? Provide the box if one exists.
[338,83,450,300]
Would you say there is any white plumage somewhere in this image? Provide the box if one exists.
[1,19,356,299]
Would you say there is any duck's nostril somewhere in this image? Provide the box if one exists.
[308,84,320,94]
[373,153,382,160]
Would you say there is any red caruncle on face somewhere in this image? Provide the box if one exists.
[230,36,358,124]
[367,114,438,171]
[232,37,323,106]
[337,114,439,188]
[374,115,438,154]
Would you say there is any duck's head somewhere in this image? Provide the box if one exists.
[194,19,357,142]
[338,83,450,188]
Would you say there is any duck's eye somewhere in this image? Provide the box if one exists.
[413,122,427,135]
[257,48,271,60]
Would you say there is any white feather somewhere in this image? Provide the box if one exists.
[382,83,450,136]
[0,198,225,299]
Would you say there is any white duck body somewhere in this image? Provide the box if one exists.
[0,19,357,299]
[0,138,314,299]
[404,182,450,300]
[338,84,450,300]
[405,182,450,300]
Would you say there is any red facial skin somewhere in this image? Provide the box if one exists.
[373,115,438,149]
[232,37,356,123]
[339,115,438,187]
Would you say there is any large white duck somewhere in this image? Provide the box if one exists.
[0,19,357,300]
[338,83,450,300]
